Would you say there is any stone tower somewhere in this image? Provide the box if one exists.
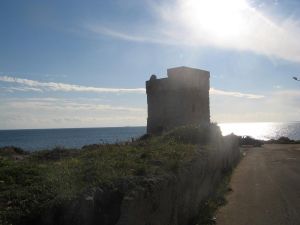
[146,66,210,134]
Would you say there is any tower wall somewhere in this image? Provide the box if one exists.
[146,66,210,134]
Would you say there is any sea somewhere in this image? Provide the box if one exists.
[0,122,300,151]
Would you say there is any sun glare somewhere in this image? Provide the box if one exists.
[178,0,250,40]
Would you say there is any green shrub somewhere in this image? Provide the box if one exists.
[163,123,222,145]
[1,124,220,224]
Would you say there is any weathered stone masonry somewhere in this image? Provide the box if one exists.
[146,66,210,134]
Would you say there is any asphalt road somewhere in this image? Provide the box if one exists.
[216,144,300,225]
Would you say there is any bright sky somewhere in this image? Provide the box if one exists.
[1,0,300,129]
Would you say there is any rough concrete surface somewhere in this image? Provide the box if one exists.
[216,144,300,225]
[116,135,239,225]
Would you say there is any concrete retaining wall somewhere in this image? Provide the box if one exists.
[117,135,239,225]
[37,135,240,225]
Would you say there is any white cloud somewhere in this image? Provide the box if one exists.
[0,98,147,129]
[86,25,168,44]
[210,88,264,99]
[0,87,298,129]
[6,98,145,113]
[0,75,264,99]
[211,89,300,122]
[0,76,146,94]
[157,0,300,62]
[87,0,300,63]
[272,90,300,106]
[0,87,43,93]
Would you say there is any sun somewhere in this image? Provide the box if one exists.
[177,0,250,40]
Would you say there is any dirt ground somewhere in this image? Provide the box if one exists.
[216,144,300,225]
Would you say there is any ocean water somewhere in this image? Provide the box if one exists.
[0,127,146,151]
[219,122,300,141]
[0,122,300,151]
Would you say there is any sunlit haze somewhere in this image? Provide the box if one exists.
[169,0,249,39]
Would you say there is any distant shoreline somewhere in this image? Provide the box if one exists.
[0,125,146,132]
[1,122,300,151]
[1,121,300,131]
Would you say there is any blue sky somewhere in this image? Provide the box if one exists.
[0,0,300,129]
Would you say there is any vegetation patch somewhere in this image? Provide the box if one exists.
[191,168,234,225]
[239,136,300,147]
[163,123,222,145]
[0,127,208,225]
[239,136,263,147]
[265,136,300,144]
